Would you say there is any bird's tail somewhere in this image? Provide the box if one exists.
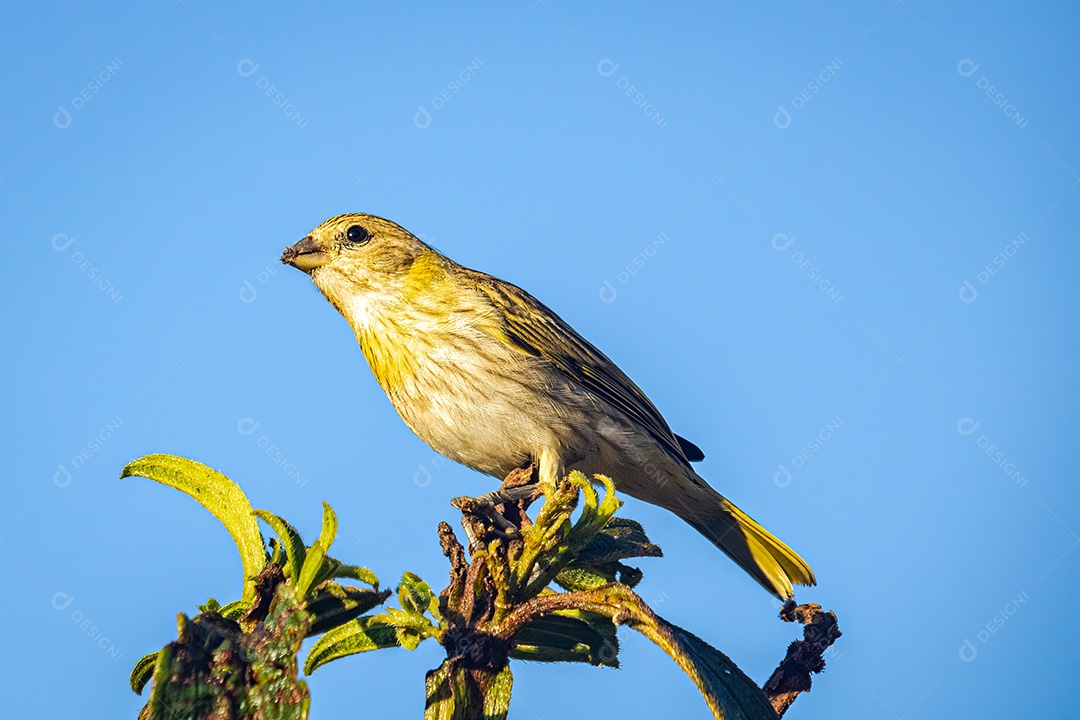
[677,487,816,600]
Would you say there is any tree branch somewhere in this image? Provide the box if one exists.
[763,602,842,717]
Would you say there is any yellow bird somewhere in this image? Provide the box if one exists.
[282,213,815,599]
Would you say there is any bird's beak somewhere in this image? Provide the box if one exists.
[281,236,330,272]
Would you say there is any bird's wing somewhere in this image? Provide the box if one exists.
[675,434,705,462]
[471,274,694,465]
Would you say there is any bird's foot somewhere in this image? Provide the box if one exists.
[451,495,522,536]
[474,483,539,507]
[450,464,540,552]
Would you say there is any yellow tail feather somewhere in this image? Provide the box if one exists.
[679,489,815,600]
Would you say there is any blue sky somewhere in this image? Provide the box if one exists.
[2,2,1077,718]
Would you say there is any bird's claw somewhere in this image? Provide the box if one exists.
[451,495,521,536]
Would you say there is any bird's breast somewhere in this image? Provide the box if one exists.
[356,308,587,478]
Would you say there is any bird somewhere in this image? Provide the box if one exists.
[281,213,815,600]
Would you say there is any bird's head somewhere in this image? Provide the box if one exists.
[281,213,451,329]
[281,212,431,278]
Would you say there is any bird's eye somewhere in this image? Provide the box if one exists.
[346,225,371,244]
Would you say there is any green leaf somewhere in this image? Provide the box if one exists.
[305,584,392,637]
[318,501,338,549]
[130,650,159,694]
[424,659,458,720]
[554,565,617,592]
[482,664,513,720]
[518,585,778,720]
[659,622,780,720]
[293,502,345,598]
[268,537,284,567]
[380,606,440,641]
[423,659,513,720]
[615,563,644,588]
[146,644,176,717]
[510,611,619,667]
[568,473,621,536]
[121,454,266,606]
[398,571,439,622]
[574,517,663,565]
[304,616,401,674]
[556,561,646,591]
[198,598,222,613]
[255,509,306,581]
[396,626,424,651]
[333,564,379,589]
[294,537,327,599]
[518,473,624,600]
[219,599,251,620]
